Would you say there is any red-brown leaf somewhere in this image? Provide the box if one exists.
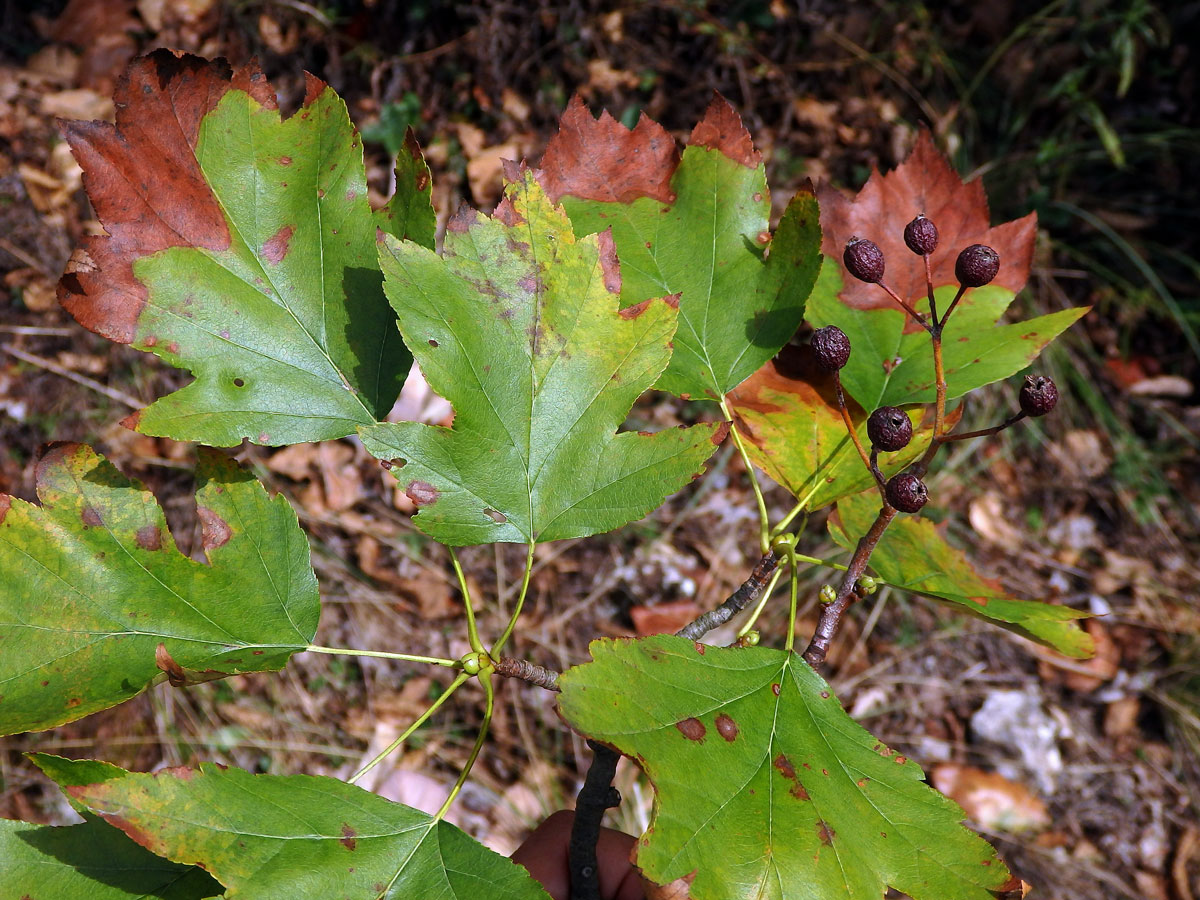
[57,50,276,342]
[688,93,761,169]
[539,94,679,204]
[818,131,1036,312]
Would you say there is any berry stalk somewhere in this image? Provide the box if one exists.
[802,506,897,667]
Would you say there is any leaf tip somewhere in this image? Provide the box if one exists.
[34,441,83,484]
[302,71,329,106]
[155,643,187,687]
[689,92,761,168]
[540,94,678,204]
[447,201,480,234]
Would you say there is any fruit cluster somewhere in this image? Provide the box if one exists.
[812,213,1058,520]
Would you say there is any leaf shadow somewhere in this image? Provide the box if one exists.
[16,816,222,896]
[341,265,411,419]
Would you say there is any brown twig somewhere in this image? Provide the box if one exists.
[938,411,1027,443]
[569,740,621,900]
[834,373,876,487]
[0,344,144,409]
[939,284,969,327]
[676,549,781,641]
[924,254,938,324]
[876,280,932,331]
[803,506,897,667]
[868,447,887,492]
[493,656,561,692]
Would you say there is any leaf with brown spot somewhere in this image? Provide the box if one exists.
[196,506,231,550]
[539,94,822,399]
[0,444,319,735]
[560,635,1010,900]
[831,492,1093,658]
[726,343,954,513]
[807,133,1086,410]
[36,758,551,900]
[57,51,410,446]
[360,174,724,546]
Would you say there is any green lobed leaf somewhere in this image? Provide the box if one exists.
[831,492,1093,657]
[60,53,409,446]
[0,816,221,899]
[0,444,319,735]
[360,172,726,546]
[807,266,1088,411]
[543,96,822,400]
[40,757,551,900]
[727,349,952,513]
[375,128,436,250]
[559,636,1009,900]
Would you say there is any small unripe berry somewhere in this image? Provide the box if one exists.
[811,325,851,372]
[903,214,939,256]
[1019,374,1059,417]
[955,244,1000,287]
[866,406,913,452]
[843,238,885,283]
[886,473,928,513]
[819,584,837,604]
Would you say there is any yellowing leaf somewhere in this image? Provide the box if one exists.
[0,445,319,735]
[727,345,953,512]
[361,173,726,546]
[540,95,822,400]
[831,491,1093,658]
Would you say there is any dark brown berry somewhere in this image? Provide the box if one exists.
[843,238,885,284]
[955,244,1000,287]
[867,406,913,452]
[886,473,928,513]
[811,325,851,372]
[903,215,939,256]
[1019,374,1058,417]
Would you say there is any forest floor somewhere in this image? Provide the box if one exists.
[1,2,1199,899]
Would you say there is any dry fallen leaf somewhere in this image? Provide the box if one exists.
[1062,619,1119,692]
[266,443,319,482]
[968,490,1024,551]
[630,600,701,636]
[586,58,639,93]
[316,440,363,512]
[931,764,1049,833]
